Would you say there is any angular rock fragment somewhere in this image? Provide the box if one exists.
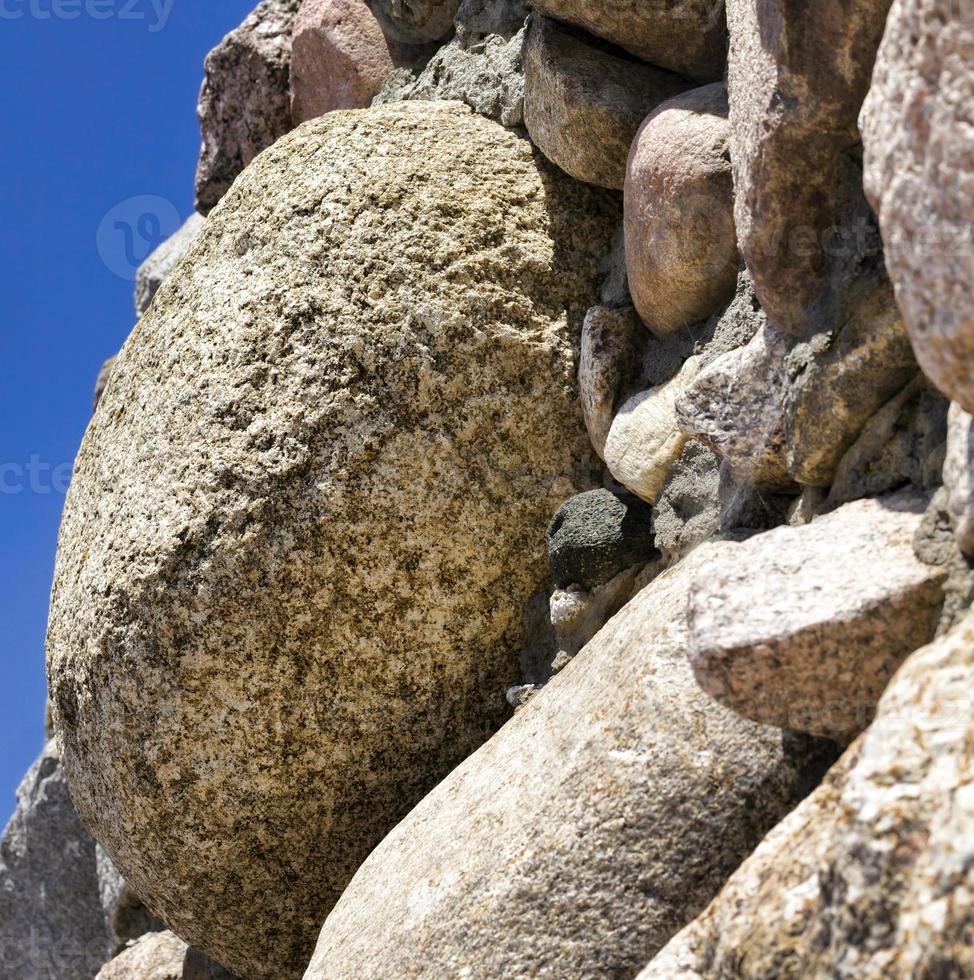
[862,0,974,414]
[93,355,118,412]
[94,931,237,980]
[0,741,109,980]
[944,402,974,557]
[726,0,893,334]
[625,83,739,334]
[134,214,205,318]
[96,846,165,955]
[290,0,432,124]
[605,355,703,503]
[688,492,946,741]
[195,0,299,215]
[523,15,691,190]
[528,0,727,82]
[546,488,657,590]
[374,0,528,127]
[369,0,460,43]
[304,543,837,980]
[638,611,974,979]
[47,102,616,980]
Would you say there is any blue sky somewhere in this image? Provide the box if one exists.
[0,1,257,827]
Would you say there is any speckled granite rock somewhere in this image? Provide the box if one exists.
[194,0,299,215]
[374,0,528,127]
[625,83,739,335]
[523,15,690,190]
[289,0,432,124]
[134,214,205,318]
[638,610,974,980]
[862,0,974,414]
[0,741,109,980]
[689,492,946,741]
[528,0,727,81]
[94,931,237,980]
[369,0,460,42]
[727,0,892,334]
[546,488,657,589]
[605,355,703,503]
[47,102,616,980]
[303,542,837,980]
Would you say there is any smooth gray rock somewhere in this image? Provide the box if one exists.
[134,214,204,318]
[195,0,299,215]
[688,491,946,741]
[304,542,837,980]
[0,741,109,980]
[546,488,657,589]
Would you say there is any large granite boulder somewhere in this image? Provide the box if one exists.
[195,0,299,215]
[47,101,616,980]
[523,15,690,190]
[625,83,739,335]
[638,610,974,979]
[528,0,727,81]
[302,543,836,979]
[862,0,974,414]
[689,492,946,742]
[726,0,893,334]
[0,741,109,980]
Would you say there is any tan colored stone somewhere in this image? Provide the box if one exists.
[862,0,974,414]
[727,0,893,334]
[47,102,616,980]
[523,15,691,190]
[304,543,836,980]
[944,402,974,557]
[625,83,739,335]
[605,355,703,503]
[528,0,727,82]
[95,932,187,980]
[689,492,946,742]
[638,611,974,980]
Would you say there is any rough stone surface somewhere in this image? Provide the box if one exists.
[528,0,727,82]
[93,356,118,413]
[638,610,974,980]
[375,0,528,127]
[47,102,616,980]
[828,375,948,507]
[625,83,739,334]
[689,492,946,741]
[194,0,299,215]
[605,355,703,503]
[862,0,974,414]
[369,0,460,42]
[134,214,205,319]
[523,15,691,190]
[95,932,188,980]
[0,741,109,980]
[304,542,837,980]
[546,488,657,590]
[96,847,165,955]
[727,0,893,334]
[944,402,974,557]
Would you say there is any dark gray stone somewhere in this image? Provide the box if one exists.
[547,488,657,589]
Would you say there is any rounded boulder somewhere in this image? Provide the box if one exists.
[47,101,617,980]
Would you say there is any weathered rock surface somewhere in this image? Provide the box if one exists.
[93,356,118,413]
[375,0,528,127]
[289,0,431,124]
[0,741,109,980]
[625,83,739,334]
[528,0,727,82]
[96,847,165,955]
[523,15,691,190]
[945,402,974,556]
[727,0,892,334]
[369,0,459,42]
[47,102,616,980]
[134,214,205,319]
[862,0,974,414]
[638,610,974,980]
[94,931,236,980]
[194,0,299,215]
[304,543,837,980]
[605,355,703,503]
[546,488,656,589]
[689,492,946,741]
